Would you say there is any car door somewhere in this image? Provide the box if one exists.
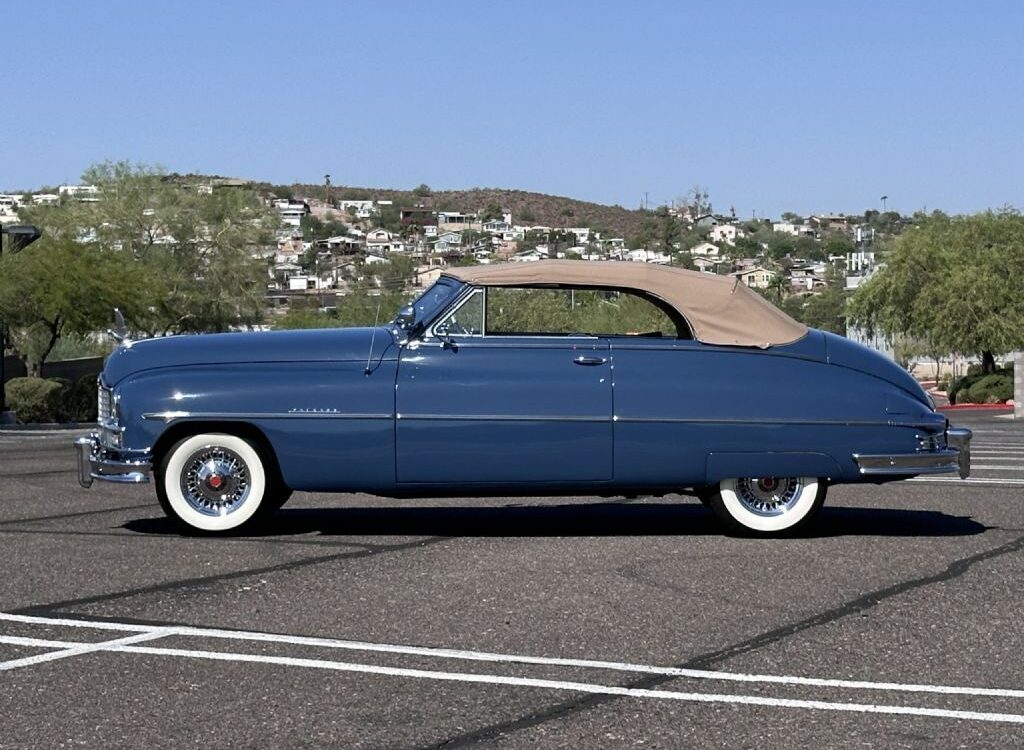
[395,288,613,485]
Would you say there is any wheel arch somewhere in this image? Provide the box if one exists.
[152,420,288,490]
[705,451,842,485]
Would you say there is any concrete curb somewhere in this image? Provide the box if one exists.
[937,403,1013,412]
[0,423,92,433]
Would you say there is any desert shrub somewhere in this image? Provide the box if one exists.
[949,368,1013,404]
[6,377,71,423]
[66,374,99,422]
[965,373,1013,404]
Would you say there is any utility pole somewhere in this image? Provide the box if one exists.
[881,195,888,212]
[324,174,332,206]
[0,224,43,423]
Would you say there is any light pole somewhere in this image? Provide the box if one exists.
[880,195,888,212]
[0,224,42,423]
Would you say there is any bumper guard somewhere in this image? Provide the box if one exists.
[74,434,152,489]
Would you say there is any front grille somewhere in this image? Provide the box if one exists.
[97,383,122,449]
[98,384,115,424]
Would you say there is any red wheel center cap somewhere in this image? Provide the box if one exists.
[209,475,223,489]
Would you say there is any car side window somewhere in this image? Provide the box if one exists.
[434,289,484,337]
[486,287,683,338]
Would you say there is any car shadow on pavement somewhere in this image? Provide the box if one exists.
[123,503,988,539]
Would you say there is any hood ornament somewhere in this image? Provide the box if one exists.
[107,308,131,346]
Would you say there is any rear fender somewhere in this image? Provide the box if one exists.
[706,452,842,484]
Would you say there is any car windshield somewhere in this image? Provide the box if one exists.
[402,277,463,326]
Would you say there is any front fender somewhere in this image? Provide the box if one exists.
[112,360,398,491]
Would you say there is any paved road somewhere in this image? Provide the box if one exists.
[0,413,1021,749]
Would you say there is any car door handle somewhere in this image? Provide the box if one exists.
[573,356,607,366]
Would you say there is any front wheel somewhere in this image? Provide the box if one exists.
[156,433,269,534]
[707,476,826,536]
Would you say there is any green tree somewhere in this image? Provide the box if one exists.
[300,213,348,243]
[0,236,137,375]
[14,161,277,349]
[480,202,504,222]
[801,287,847,334]
[658,210,681,252]
[848,210,1024,373]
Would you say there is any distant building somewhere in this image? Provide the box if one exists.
[708,224,744,246]
[731,266,774,289]
[400,206,437,227]
[58,184,100,202]
[772,222,815,237]
[274,199,310,227]
[436,211,479,231]
[688,241,720,258]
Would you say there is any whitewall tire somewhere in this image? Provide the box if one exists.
[157,433,268,533]
[708,476,825,536]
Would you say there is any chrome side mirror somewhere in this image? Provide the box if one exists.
[395,305,416,330]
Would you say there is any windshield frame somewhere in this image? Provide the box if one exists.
[396,276,466,332]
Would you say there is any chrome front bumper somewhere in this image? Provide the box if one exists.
[854,426,972,479]
[74,434,152,489]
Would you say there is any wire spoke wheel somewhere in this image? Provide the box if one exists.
[180,446,251,517]
[733,476,803,517]
[708,475,826,535]
[157,433,269,533]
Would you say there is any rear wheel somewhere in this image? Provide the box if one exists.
[707,476,826,536]
[156,433,273,534]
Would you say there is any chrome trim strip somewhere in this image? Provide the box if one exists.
[98,417,126,434]
[614,416,910,427]
[396,414,609,423]
[142,411,394,423]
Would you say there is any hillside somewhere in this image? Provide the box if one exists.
[270,182,649,240]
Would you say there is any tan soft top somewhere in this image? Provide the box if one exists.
[443,260,807,348]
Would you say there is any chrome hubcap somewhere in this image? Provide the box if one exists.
[180,447,250,517]
[734,477,802,517]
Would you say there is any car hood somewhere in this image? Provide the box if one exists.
[102,327,398,386]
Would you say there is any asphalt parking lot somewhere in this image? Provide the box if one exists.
[1,412,1021,749]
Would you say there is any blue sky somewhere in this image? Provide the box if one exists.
[6,1,1022,217]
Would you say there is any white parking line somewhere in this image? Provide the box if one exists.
[0,630,170,672]
[909,477,1024,486]
[0,633,1021,725]
[2,611,1023,724]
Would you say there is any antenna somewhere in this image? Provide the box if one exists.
[364,300,382,375]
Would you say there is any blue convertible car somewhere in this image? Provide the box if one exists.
[75,260,971,536]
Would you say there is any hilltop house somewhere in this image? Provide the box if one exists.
[691,257,718,273]
[688,241,720,258]
[365,228,404,254]
[708,224,744,246]
[731,266,775,289]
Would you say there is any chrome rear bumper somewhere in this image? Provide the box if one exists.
[74,434,152,489]
[854,426,972,479]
